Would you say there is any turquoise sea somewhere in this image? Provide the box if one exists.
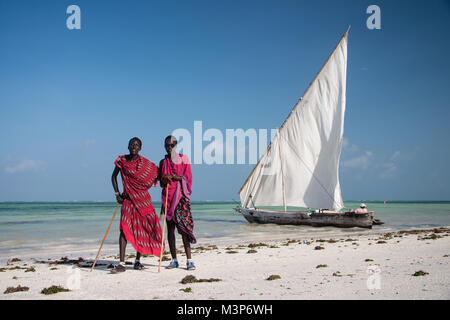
[0,201,449,262]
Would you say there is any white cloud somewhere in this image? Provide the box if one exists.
[379,162,397,179]
[5,160,44,174]
[379,151,401,179]
[77,139,97,168]
[341,151,373,169]
[342,137,359,152]
[390,151,401,161]
[341,140,403,180]
[79,139,96,150]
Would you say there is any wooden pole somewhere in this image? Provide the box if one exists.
[158,187,169,272]
[90,203,120,272]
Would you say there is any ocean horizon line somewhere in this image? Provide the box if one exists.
[1,200,450,204]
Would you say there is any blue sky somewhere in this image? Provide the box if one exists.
[0,0,449,202]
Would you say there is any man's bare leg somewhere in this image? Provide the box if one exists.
[119,231,127,262]
[182,234,191,259]
[111,231,127,273]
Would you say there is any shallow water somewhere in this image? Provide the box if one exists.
[0,201,449,261]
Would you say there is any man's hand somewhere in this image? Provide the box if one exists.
[171,175,182,182]
[161,174,173,186]
[116,193,124,204]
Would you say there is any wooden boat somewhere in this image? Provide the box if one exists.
[235,207,375,228]
[234,28,381,228]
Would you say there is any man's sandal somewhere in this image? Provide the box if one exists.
[110,264,126,274]
[133,261,145,270]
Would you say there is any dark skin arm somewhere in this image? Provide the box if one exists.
[111,166,124,204]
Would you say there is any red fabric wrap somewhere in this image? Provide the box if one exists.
[115,155,163,256]
[115,155,157,216]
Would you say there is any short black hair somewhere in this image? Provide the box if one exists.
[129,137,142,147]
[164,135,177,144]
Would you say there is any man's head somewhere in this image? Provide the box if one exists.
[164,135,177,154]
[128,137,142,155]
[360,203,366,208]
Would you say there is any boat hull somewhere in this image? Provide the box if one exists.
[234,207,374,228]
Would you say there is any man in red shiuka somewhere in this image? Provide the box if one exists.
[111,137,162,273]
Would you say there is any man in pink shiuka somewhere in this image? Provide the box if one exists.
[159,135,196,270]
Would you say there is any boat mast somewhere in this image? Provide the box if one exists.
[278,132,287,212]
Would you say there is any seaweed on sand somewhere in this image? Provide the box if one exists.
[412,270,429,277]
[7,258,22,264]
[266,275,281,281]
[0,266,27,271]
[180,275,222,284]
[314,246,325,250]
[40,285,70,295]
[248,243,268,248]
[432,227,449,233]
[380,233,394,240]
[419,233,442,240]
[247,249,257,254]
[46,257,86,266]
[179,287,192,293]
[397,228,450,237]
[4,285,29,294]
[317,239,337,243]
[316,264,328,268]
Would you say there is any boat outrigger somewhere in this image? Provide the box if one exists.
[234,28,381,229]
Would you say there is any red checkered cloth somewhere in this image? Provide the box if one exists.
[115,155,163,257]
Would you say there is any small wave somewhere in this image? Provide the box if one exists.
[1,220,48,225]
[196,218,245,224]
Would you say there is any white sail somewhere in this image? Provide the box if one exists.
[239,29,348,211]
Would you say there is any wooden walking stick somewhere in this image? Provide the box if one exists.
[158,187,169,272]
[90,203,120,272]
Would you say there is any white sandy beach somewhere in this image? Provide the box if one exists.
[0,227,449,300]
